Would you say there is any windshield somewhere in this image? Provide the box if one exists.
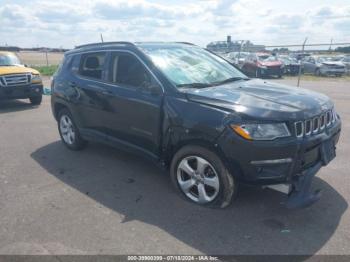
[258,55,278,62]
[280,57,297,63]
[317,57,332,63]
[0,53,21,66]
[140,45,246,87]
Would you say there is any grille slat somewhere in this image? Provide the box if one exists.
[0,74,31,87]
[295,109,336,138]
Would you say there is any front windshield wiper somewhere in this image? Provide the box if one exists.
[176,77,250,89]
[212,77,250,86]
[176,83,213,89]
[0,64,13,66]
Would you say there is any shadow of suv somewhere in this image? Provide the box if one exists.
[51,42,341,209]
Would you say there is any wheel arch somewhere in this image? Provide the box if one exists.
[53,102,70,121]
[164,137,229,172]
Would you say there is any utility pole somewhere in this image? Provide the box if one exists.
[297,37,308,87]
[329,38,333,52]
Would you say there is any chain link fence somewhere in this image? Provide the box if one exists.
[15,51,64,66]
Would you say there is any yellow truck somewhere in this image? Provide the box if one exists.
[0,51,43,105]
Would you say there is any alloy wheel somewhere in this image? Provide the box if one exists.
[176,156,220,204]
[59,115,76,145]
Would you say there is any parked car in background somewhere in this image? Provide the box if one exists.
[341,56,350,75]
[291,53,311,61]
[241,53,284,78]
[0,51,43,105]
[278,55,301,75]
[303,56,346,76]
[226,52,249,68]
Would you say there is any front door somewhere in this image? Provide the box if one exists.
[101,51,164,156]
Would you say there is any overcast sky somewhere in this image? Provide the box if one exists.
[0,0,349,49]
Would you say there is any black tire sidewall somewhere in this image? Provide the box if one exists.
[29,95,42,105]
[170,145,237,208]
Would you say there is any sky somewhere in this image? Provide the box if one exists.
[0,0,349,49]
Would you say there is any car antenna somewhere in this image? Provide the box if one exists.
[100,33,104,43]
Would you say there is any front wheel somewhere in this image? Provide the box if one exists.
[170,145,238,208]
[29,95,42,105]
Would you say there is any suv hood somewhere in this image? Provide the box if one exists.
[183,79,333,120]
[321,61,345,67]
[0,65,39,76]
[259,61,282,67]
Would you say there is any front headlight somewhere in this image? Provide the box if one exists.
[230,123,291,140]
[31,74,42,83]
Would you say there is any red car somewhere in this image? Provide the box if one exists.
[242,53,284,78]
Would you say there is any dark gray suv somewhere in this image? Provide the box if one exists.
[51,42,341,208]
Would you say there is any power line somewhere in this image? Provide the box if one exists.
[265,42,350,48]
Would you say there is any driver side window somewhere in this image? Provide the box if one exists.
[109,52,152,89]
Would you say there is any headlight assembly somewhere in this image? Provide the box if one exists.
[31,74,42,83]
[230,123,291,140]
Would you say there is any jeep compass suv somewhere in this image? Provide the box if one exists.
[51,42,341,208]
[0,51,43,105]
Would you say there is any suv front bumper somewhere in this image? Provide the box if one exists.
[217,119,341,185]
[0,84,43,100]
[217,119,341,208]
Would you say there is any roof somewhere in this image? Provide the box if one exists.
[256,52,271,56]
[66,41,197,55]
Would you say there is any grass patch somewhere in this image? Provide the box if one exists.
[32,65,59,76]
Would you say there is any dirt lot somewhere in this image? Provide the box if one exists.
[16,51,64,66]
[0,78,349,255]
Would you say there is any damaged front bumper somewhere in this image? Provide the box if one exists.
[285,135,337,209]
[285,162,322,208]
[218,114,341,209]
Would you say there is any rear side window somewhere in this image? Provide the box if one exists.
[79,52,106,80]
[108,52,152,89]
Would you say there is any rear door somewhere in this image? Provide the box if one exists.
[101,51,164,156]
[70,51,113,137]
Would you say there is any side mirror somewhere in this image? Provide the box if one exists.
[140,83,162,96]
[24,64,28,67]
[148,84,162,95]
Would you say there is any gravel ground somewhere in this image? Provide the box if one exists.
[0,77,349,256]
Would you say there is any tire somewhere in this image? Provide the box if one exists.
[58,108,87,151]
[170,145,238,208]
[29,95,42,105]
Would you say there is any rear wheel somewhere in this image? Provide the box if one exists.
[29,95,42,105]
[58,108,87,150]
[170,145,238,208]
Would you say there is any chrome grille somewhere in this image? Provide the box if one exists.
[295,109,337,138]
[0,74,31,87]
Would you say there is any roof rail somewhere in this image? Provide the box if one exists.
[75,41,135,49]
